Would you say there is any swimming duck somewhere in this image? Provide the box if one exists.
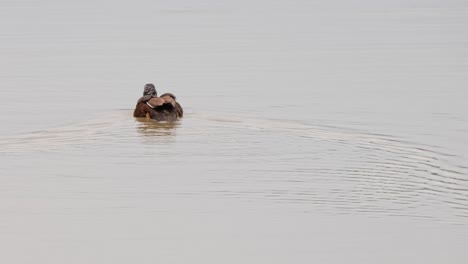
[133,83,183,121]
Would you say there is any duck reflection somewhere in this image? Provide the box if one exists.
[135,118,179,138]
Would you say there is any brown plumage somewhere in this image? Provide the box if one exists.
[160,93,183,118]
[133,84,183,122]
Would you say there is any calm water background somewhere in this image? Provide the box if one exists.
[1,0,468,263]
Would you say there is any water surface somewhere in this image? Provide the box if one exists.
[1,0,468,263]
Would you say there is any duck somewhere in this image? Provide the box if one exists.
[133,83,183,121]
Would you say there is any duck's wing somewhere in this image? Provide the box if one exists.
[175,102,183,117]
[161,94,183,117]
[146,97,168,109]
[143,94,182,119]
[160,93,176,100]
[160,94,177,108]
[134,102,151,117]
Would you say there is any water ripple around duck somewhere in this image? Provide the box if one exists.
[0,110,467,224]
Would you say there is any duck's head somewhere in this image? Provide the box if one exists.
[143,83,157,96]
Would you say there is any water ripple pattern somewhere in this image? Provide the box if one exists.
[1,110,467,224]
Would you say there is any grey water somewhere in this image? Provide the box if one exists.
[1,0,468,263]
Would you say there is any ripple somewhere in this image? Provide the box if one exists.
[195,112,468,223]
[0,110,467,224]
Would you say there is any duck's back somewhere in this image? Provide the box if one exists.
[134,91,183,121]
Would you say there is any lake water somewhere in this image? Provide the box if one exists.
[1,0,468,263]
